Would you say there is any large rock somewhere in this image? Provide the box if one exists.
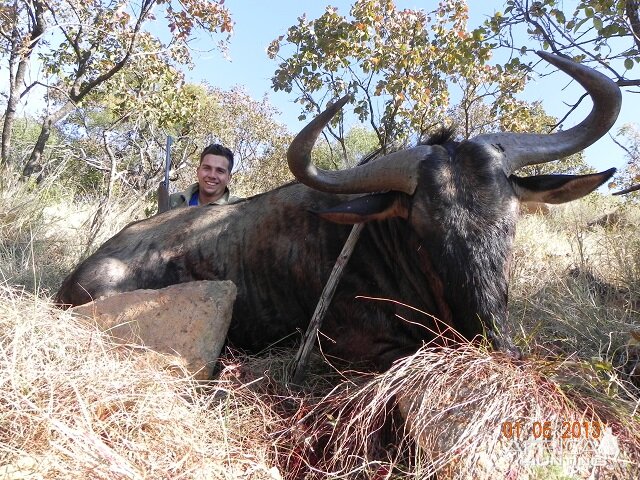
[72,280,236,380]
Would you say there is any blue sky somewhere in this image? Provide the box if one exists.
[180,0,639,176]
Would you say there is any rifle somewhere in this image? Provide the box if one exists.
[156,135,173,214]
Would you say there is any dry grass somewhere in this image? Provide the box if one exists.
[510,200,640,367]
[0,174,78,294]
[0,286,281,479]
[0,174,150,296]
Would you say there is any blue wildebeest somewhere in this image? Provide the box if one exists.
[56,52,620,370]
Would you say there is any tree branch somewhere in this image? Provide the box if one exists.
[73,0,156,102]
[626,0,640,52]
[552,92,589,132]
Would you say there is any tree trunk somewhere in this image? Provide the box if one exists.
[627,0,640,53]
[105,133,118,202]
[1,0,46,170]
[1,61,25,168]
[21,118,51,177]
[22,101,76,178]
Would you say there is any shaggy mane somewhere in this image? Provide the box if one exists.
[357,126,458,166]
[420,126,458,146]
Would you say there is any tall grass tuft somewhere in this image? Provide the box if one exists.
[274,342,639,479]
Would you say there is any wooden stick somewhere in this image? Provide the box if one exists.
[291,223,365,384]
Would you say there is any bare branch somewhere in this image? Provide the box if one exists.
[609,131,635,159]
[552,92,589,132]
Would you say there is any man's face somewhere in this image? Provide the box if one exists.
[197,154,231,202]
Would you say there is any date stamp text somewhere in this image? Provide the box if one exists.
[501,420,604,441]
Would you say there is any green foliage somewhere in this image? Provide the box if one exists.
[2,115,70,179]
[269,0,515,150]
[444,59,532,140]
[269,0,558,164]
[309,125,380,171]
[56,82,293,200]
[37,0,233,94]
[168,86,293,196]
[2,117,45,166]
[87,35,190,129]
[480,0,640,86]
[0,0,233,173]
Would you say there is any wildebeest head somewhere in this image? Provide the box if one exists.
[287,52,621,354]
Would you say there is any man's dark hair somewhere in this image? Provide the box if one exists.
[200,144,234,172]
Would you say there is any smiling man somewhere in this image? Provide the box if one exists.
[169,144,241,209]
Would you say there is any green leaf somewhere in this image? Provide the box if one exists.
[552,9,566,24]
[574,17,589,31]
[593,16,603,31]
[624,58,634,70]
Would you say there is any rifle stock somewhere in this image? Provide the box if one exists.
[157,181,170,214]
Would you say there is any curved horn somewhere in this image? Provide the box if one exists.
[287,95,425,195]
[473,51,621,175]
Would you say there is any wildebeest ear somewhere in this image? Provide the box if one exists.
[510,168,615,204]
[313,192,409,224]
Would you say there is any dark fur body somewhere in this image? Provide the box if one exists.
[57,141,522,369]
